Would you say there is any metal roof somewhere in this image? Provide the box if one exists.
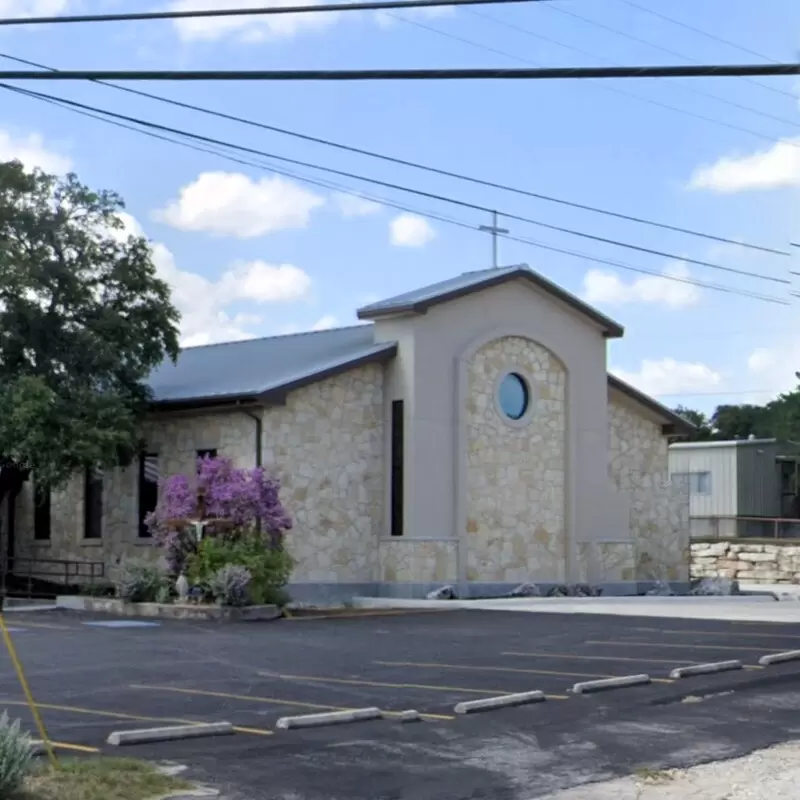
[147,324,396,407]
[670,438,779,450]
[356,264,625,338]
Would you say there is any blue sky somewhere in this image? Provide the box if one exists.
[2,0,800,413]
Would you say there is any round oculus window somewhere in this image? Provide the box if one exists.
[498,372,529,421]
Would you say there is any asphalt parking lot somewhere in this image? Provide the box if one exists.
[3,607,800,798]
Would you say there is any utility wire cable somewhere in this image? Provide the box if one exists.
[0,0,555,26]
[547,4,795,100]
[617,0,783,65]
[1,51,783,256]
[465,8,800,129]
[3,83,790,307]
[1,82,788,285]
[1,64,800,80]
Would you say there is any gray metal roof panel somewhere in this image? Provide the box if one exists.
[356,264,624,338]
[147,324,393,405]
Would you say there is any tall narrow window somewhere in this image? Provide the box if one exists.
[84,467,103,540]
[390,400,404,537]
[33,481,51,541]
[196,448,217,471]
[138,453,159,538]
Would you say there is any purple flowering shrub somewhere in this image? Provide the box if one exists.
[144,455,293,575]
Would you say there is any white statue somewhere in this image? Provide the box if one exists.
[175,572,189,603]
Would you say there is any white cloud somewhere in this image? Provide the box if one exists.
[0,0,69,16]
[582,262,700,309]
[217,261,312,303]
[155,172,325,238]
[689,137,800,193]
[169,0,338,43]
[115,213,311,346]
[746,344,800,396]
[0,130,72,174]
[310,314,339,330]
[333,192,382,218]
[612,358,723,397]
[374,5,455,27]
[389,213,436,247]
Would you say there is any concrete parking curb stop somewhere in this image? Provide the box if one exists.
[669,660,743,679]
[107,722,234,746]
[276,707,382,729]
[758,650,800,666]
[397,710,422,722]
[454,690,546,715]
[572,674,651,694]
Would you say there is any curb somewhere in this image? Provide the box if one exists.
[758,649,800,666]
[572,674,651,695]
[276,707,382,730]
[107,723,234,746]
[669,660,742,679]
[454,690,545,715]
[397,710,422,723]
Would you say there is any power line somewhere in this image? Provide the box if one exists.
[1,82,788,286]
[467,7,800,128]
[0,0,555,27]
[650,389,781,398]
[2,83,790,307]
[546,3,796,101]
[400,10,800,163]
[0,52,784,257]
[0,63,800,81]
[617,0,783,65]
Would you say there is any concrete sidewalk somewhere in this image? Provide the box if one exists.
[353,594,800,622]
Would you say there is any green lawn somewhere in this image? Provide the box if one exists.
[16,757,192,800]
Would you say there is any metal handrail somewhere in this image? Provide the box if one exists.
[1,556,106,598]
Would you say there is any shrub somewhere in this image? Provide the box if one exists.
[0,712,33,797]
[208,565,252,606]
[114,558,170,603]
[187,533,293,606]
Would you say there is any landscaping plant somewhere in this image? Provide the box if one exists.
[208,564,252,606]
[114,558,169,603]
[0,712,33,797]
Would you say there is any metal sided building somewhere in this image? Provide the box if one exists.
[668,438,800,539]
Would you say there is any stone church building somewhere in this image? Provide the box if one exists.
[2,265,692,601]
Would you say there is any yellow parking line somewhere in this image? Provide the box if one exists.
[0,698,273,737]
[130,683,455,722]
[48,741,101,754]
[586,640,784,653]
[374,660,673,684]
[269,672,569,701]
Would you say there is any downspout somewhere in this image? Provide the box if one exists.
[241,407,263,534]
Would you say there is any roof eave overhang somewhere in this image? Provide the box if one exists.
[608,374,697,438]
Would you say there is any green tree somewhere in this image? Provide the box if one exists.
[672,405,713,440]
[0,160,180,488]
[711,403,771,440]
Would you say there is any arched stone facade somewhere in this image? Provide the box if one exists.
[464,335,568,583]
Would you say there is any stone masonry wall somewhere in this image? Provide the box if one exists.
[465,336,567,583]
[608,397,690,582]
[12,411,257,582]
[691,541,800,584]
[378,539,458,584]
[262,363,384,584]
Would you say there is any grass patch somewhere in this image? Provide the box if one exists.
[15,757,192,800]
[633,766,674,784]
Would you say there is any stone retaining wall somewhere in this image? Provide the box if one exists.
[691,540,800,584]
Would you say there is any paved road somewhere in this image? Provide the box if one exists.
[2,608,800,798]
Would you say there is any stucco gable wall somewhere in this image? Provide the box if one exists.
[608,390,690,582]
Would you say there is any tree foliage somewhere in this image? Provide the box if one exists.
[674,388,800,443]
[0,160,180,487]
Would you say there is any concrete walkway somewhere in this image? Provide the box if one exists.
[353,594,800,622]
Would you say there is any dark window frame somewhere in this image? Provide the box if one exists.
[390,400,404,537]
[138,452,159,539]
[33,480,51,542]
[83,467,103,540]
[196,448,218,471]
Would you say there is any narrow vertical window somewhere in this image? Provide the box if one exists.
[33,480,51,541]
[390,400,404,537]
[84,467,103,540]
[196,448,217,472]
[138,453,159,538]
